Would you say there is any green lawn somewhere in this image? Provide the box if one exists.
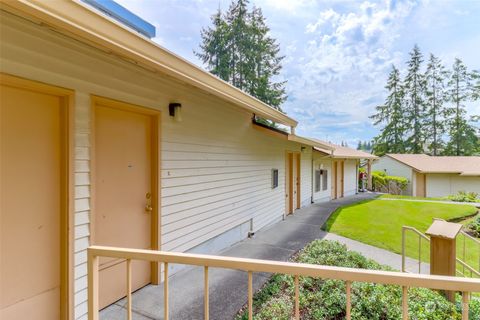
[379,194,447,201]
[324,199,479,272]
[380,194,480,203]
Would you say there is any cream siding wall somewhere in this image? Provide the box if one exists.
[372,156,414,195]
[425,174,480,197]
[300,148,313,207]
[0,12,312,320]
[312,154,332,203]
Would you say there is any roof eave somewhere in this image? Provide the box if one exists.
[2,0,298,127]
[289,135,335,151]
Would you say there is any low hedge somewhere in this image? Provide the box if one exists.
[236,240,479,320]
[372,171,408,194]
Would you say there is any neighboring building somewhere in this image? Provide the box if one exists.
[0,2,374,320]
[312,141,378,203]
[373,154,480,197]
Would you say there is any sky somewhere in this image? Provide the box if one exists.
[115,0,480,146]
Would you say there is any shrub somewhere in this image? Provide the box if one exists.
[466,215,480,238]
[372,171,408,194]
[446,191,479,203]
[236,240,476,320]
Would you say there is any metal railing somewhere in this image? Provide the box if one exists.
[88,245,480,320]
[402,226,429,274]
[402,225,480,277]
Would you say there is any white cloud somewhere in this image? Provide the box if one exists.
[285,0,419,142]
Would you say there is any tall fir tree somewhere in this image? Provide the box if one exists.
[196,9,232,82]
[371,65,406,156]
[357,140,362,150]
[424,54,448,155]
[196,0,287,115]
[403,45,426,153]
[444,58,479,155]
[247,6,286,108]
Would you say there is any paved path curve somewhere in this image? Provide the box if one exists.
[101,192,427,320]
[378,197,480,208]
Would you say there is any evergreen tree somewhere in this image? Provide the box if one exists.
[424,54,448,155]
[196,0,287,115]
[371,65,406,156]
[444,58,479,155]
[357,141,362,150]
[196,9,232,81]
[472,70,480,100]
[403,45,426,153]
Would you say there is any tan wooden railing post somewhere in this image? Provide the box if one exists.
[426,220,462,302]
[462,291,469,320]
[204,266,209,320]
[346,281,351,320]
[294,275,300,320]
[126,259,132,320]
[248,271,253,320]
[402,227,406,272]
[402,286,408,320]
[87,251,99,320]
[164,262,169,320]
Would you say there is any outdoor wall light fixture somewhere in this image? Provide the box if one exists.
[301,146,306,152]
[169,102,182,122]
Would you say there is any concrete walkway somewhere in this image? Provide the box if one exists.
[323,233,429,274]
[101,192,424,320]
[378,197,480,208]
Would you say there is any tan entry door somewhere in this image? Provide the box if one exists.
[285,153,293,215]
[1,79,68,320]
[415,172,426,197]
[94,98,157,309]
[285,152,301,215]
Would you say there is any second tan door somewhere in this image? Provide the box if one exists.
[94,100,154,309]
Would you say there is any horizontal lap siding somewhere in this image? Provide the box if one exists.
[312,156,332,202]
[1,12,309,320]
[161,101,296,251]
[300,149,313,206]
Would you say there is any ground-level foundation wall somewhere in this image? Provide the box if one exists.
[0,12,309,320]
[425,174,480,198]
[372,156,414,195]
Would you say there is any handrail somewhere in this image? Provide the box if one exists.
[402,226,429,273]
[456,258,480,277]
[87,245,480,320]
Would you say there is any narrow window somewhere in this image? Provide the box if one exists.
[322,170,328,191]
[272,169,279,188]
[315,170,321,192]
